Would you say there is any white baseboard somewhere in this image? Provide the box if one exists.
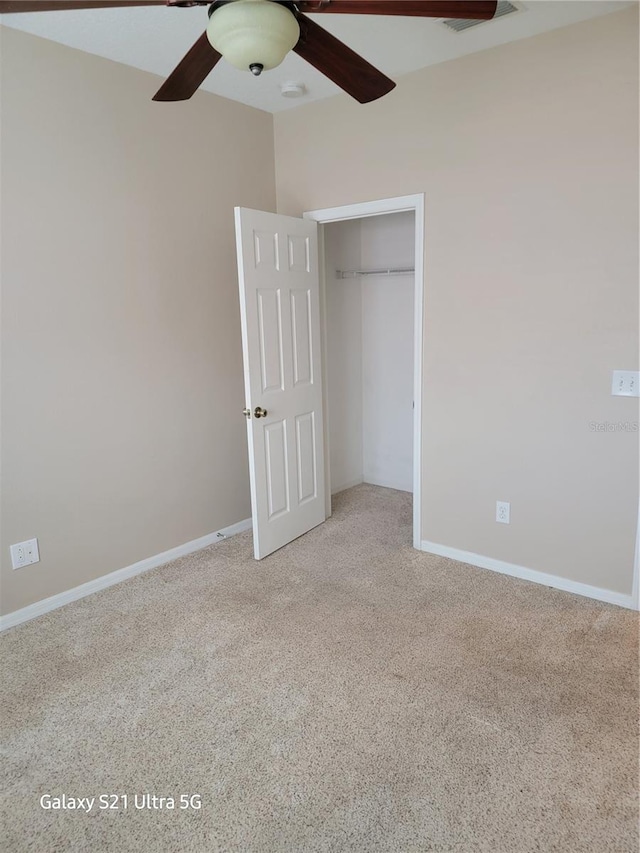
[633,506,640,611]
[363,476,413,494]
[420,540,637,610]
[0,517,253,632]
[331,477,412,496]
[331,477,364,495]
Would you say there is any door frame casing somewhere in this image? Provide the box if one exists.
[304,194,425,549]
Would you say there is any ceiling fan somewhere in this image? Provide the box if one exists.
[0,1,498,103]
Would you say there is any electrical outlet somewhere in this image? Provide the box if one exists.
[10,538,40,570]
[496,501,510,524]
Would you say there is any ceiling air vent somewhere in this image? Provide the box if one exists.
[442,1,521,33]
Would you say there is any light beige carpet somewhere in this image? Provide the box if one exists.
[1,484,638,853]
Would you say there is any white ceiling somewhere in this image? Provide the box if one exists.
[1,1,634,113]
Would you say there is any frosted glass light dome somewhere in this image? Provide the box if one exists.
[207,0,300,74]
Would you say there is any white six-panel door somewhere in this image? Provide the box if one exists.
[234,208,326,559]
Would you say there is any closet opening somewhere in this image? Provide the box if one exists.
[304,195,424,549]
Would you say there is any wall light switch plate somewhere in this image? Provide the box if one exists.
[10,538,40,570]
[611,370,640,397]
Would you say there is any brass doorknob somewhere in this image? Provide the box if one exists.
[242,408,251,419]
[254,406,268,418]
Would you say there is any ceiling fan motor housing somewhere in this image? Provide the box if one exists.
[207,0,300,74]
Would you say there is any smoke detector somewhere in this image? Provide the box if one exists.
[280,81,307,99]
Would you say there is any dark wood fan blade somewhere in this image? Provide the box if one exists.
[296,1,497,19]
[294,15,395,104]
[0,0,166,11]
[152,32,221,101]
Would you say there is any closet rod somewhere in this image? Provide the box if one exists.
[336,267,415,279]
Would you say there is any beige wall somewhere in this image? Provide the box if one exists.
[0,27,276,614]
[275,8,639,595]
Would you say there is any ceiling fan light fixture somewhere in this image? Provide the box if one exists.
[207,0,300,74]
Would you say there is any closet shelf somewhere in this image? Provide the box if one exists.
[336,267,414,279]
